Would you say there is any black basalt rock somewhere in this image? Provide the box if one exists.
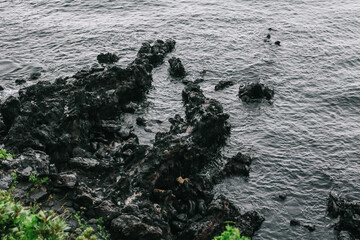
[327,192,360,239]
[137,39,176,66]
[168,57,186,77]
[215,80,234,91]
[97,52,120,64]
[290,219,315,232]
[15,79,26,85]
[238,82,274,102]
[0,96,20,129]
[0,40,264,240]
[29,72,41,80]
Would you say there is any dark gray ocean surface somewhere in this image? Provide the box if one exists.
[1,0,360,239]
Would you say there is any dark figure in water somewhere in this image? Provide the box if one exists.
[275,41,281,46]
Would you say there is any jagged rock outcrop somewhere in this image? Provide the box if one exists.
[215,80,234,91]
[328,192,360,239]
[97,52,120,64]
[238,82,274,102]
[168,57,186,77]
[0,40,263,240]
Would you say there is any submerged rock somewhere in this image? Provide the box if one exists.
[168,57,186,77]
[215,80,234,91]
[29,72,41,80]
[15,79,26,85]
[97,52,120,64]
[238,82,274,102]
[279,192,287,200]
[290,219,315,232]
[136,117,146,126]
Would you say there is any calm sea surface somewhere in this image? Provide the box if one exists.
[1,0,360,239]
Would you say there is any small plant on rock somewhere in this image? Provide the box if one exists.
[0,148,13,160]
[29,173,49,189]
[97,217,111,240]
[213,224,251,240]
[74,211,88,229]
[75,227,98,240]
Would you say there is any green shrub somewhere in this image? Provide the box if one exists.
[0,149,13,160]
[0,190,69,239]
[213,225,251,240]
[0,148,110,240]
[75,227,98,240]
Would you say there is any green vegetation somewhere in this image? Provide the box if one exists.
[0,148,111,240]
[75,227,98,240]
[213,224,251,240]
[0,189,111,240]
[0,148,13,160]
[74,211,88,229]
[96,217,111,240]
[29,173,49,188]
[73,212,111,240]
[0,190,69,239]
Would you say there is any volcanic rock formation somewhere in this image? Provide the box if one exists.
[0,39,263,240]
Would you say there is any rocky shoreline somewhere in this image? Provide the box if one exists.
[0,40,264,239]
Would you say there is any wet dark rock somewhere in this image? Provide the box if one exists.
[123,102,138,113]
[327,192,360,239]
[69,157,100,170]
[290,219,300,226]
[1,96,20,128]
[338,231,355,240]
[97,52,120,64]
[136,117,146,126]
[279,192,287,200]
[138,39,176,66]
[171,221,187,232]
[215,80,234,91]
[290,219,315,232]
[328,191,341,217]
[193,78,204,84]
[182,83,230,148]
[213,152,252,184]
[238,82,274,102]
[181,79,191,85]
[223,152,252,175]
[56,173,77,188]
[29,188,48,202]
[111,212,163,240]
[0,173,13,190]
[30,72,41,80]
[264,34,271,42]
[15,79,26,85]
[168,57,186,77]
[94,200,120,223]
[275,41,281,46]
[0,149,50,178]
[0,85,4,91]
